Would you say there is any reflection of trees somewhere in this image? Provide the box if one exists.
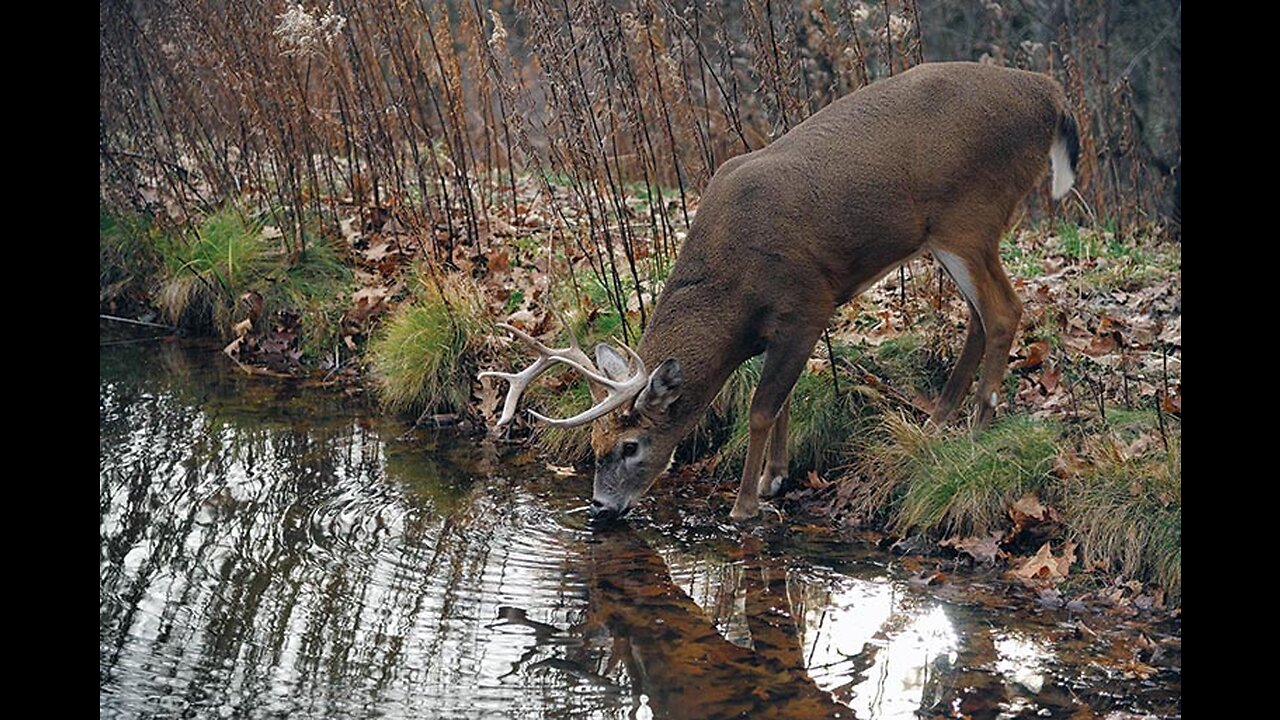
[100,346,578,717]
[102,344,1177,719]
[571,528,846,720]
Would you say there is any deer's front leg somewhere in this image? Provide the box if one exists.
[758,396,790,498]
[731,327,823,521]
[731,417,773,521]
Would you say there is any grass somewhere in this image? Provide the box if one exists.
[838,407,1181,602]
[100,206,161,303]
[153,207,267,333]
[105,204,360,361]
[1064,410,1181,601]
[368,271,488,416]
[256,233,354,358]
[852,415,1061,537]
[526,378,596,463]
[711,346,888,478]
[999,230,1045,279]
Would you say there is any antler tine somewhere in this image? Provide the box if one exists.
[480,322,650,430]
[616,342,647,378]
[497,322,555,357]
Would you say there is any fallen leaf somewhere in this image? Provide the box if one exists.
[1011,541,1074,586]
[805,470,832,489]
[238,291,264,324]
[363,241,398,262]
[908,570,945,587]
[1011,493,1050,522]
[1011,340,1050,370]
[1040,365,1061,393]
[545,463,577,477]
[940,531,1005,564]
[1009,493,1059,533]
[1052,448,1085,478]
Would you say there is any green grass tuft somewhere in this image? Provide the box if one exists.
[369,273,487,415]
[854,415,1061,537]
[100,207,161,302]
[257,234,354,358]
[153,207,266,332]
[1065,415,1181,601]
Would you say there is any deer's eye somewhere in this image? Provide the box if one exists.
[621,440,640,458]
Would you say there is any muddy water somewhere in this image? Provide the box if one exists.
[100,339,1179,719]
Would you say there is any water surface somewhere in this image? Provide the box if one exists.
[100,338,1180,719]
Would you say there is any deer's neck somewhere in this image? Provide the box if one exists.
[637,261,754,442]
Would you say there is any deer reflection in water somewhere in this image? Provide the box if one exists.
[495,525,851,720]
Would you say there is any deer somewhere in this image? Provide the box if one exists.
[480,62,1080,523]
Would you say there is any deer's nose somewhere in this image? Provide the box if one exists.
[587,499,623,523]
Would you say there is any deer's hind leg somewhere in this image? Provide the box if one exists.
[930,235,1023,434]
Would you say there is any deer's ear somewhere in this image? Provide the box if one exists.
[595,344,631,382]
[635,358,683,416]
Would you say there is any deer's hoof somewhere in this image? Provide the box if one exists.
[729,502,759,522]
[758,474,785,498]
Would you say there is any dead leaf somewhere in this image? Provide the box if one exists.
[805,470,832,489]
[488,249,511,273]
[238,291,264,324]
[232,318,253,339]
[1011,340,1050,370]
[1157,316,1181,347]
[1083,333,1119,357]
[1052,448,1085,478]
[1039,365,1061,394]
[476,376,501,426]
[1011,493,1050,522]
[1009,493,1059,534]
[504,309,542,332]
[1011,541,1074,586]
[908,570,945,587]
[363,241,398,262]
[339,216,362,244]
[940,531,1005,564]
[545,463,577,477]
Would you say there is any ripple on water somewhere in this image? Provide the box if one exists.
[100,343,1180,720]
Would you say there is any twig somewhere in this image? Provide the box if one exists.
[822,327,841,398]
[1153,392,1169,452]
[99,313,176,331]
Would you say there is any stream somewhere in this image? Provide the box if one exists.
[99,337,1180,719]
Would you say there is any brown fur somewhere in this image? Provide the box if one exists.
[589,62,1074,520]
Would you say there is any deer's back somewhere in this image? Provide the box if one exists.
[689,63,1064,302]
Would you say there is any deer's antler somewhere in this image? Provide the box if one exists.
[479,323,647,429]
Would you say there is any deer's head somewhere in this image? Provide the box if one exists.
[480,324,683,521]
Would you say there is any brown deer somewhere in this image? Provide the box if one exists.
[481,62,1079,522]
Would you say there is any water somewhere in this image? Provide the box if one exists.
[100,338,1180,719]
